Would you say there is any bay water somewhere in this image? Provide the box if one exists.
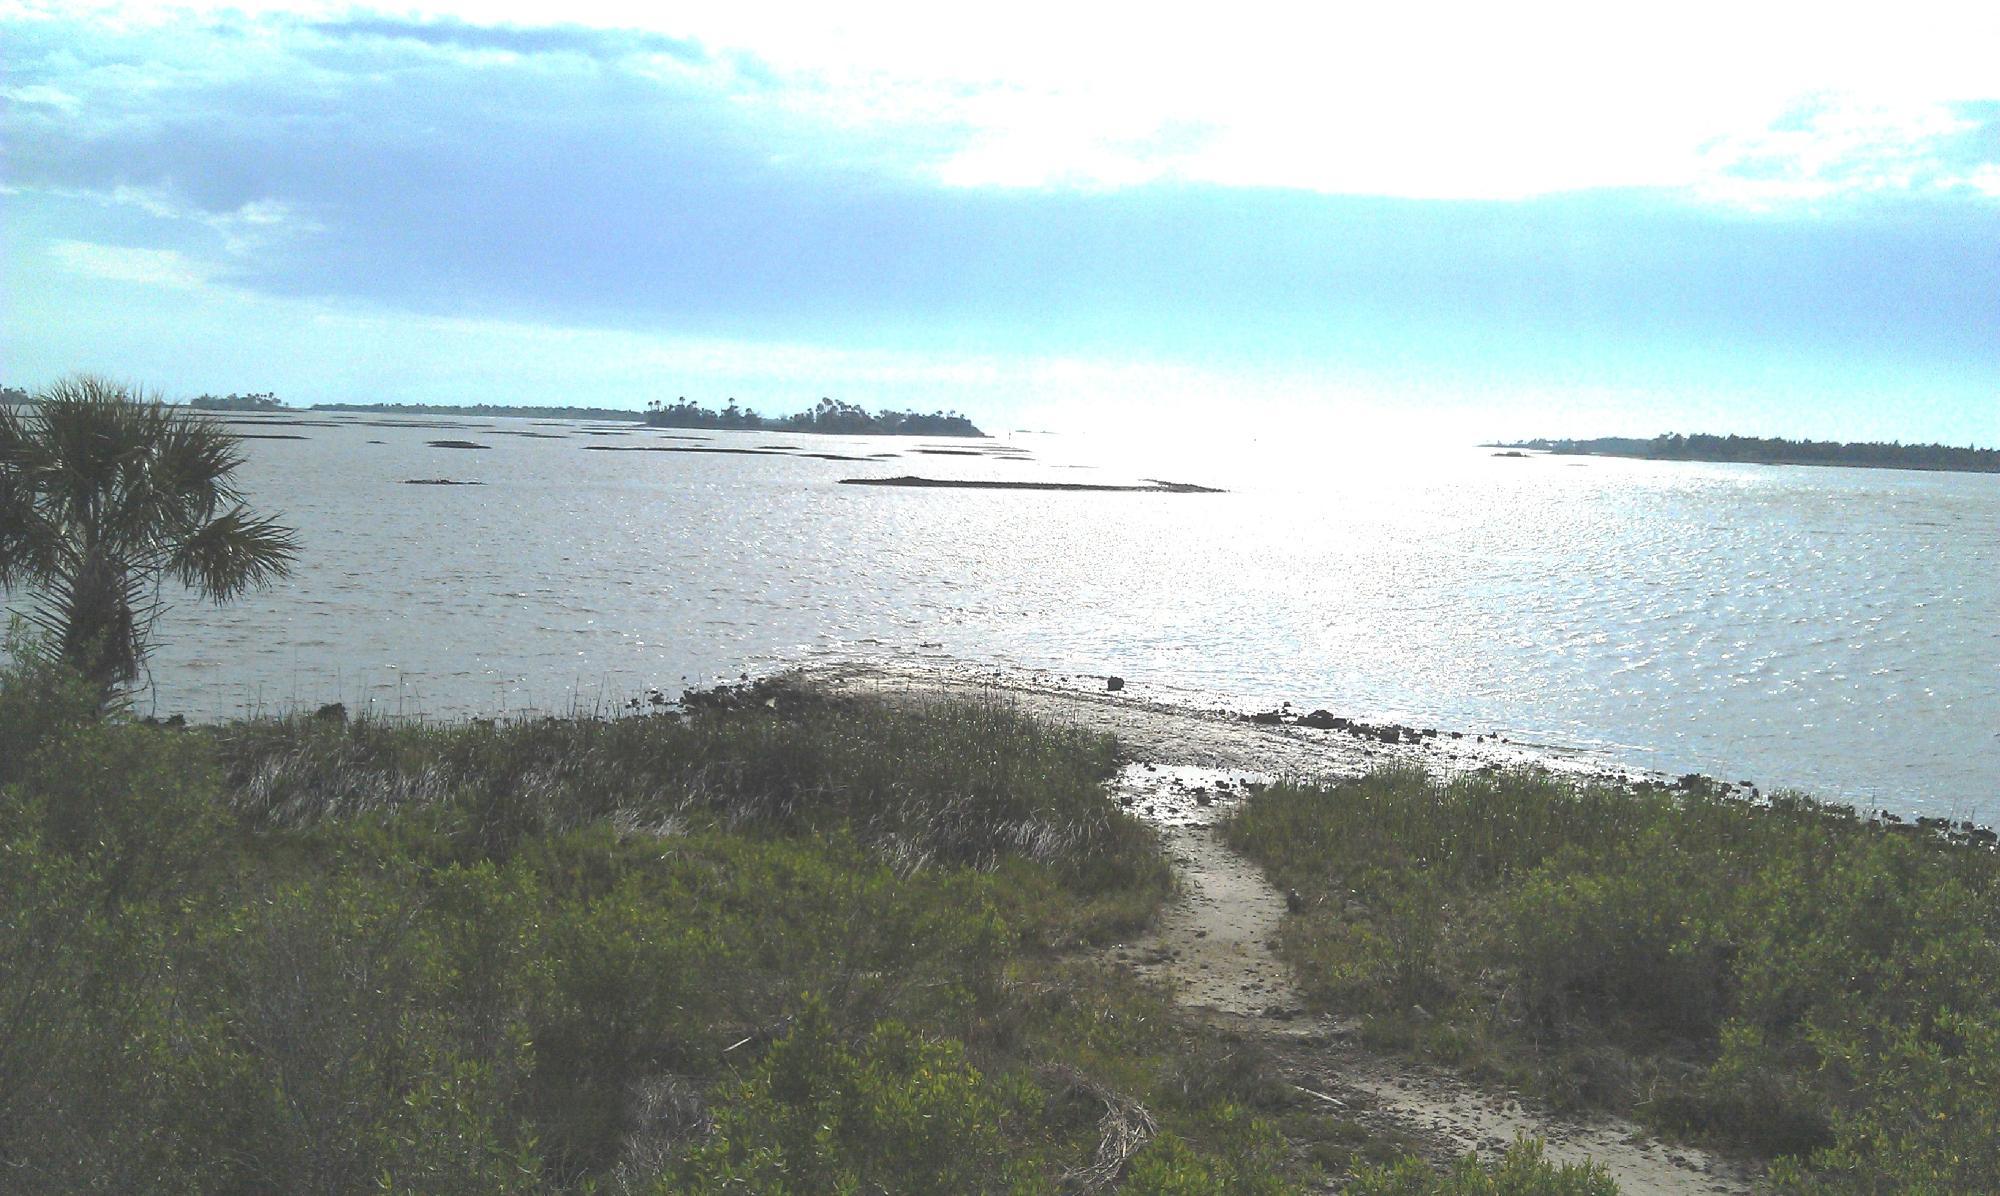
[97,412,1999,823]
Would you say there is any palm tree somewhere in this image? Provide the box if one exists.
[0,375,299,704]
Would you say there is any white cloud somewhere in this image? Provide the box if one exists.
[47,239,213,287]
[1695,97,1992,206]
[11,2,1997,202]
[1,82,80,109]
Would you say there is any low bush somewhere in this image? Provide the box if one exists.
[1348,1138,1616,1195]
[674,996,1040,1194]
[1226,767,2000,1185]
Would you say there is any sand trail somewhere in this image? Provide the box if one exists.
[1107,763,1757,1195]
[818,667,1759,1194]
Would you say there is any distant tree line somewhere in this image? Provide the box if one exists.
[1500,433,1999,474]
[189,391,286,412]
[0,385,30,406]
[645,397,984,438]
[310,402,650,421]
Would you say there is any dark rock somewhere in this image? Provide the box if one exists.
[313,702,348,724]
[1250,710,1286,725]
[1106,675,1125,692]
[1194,790,1213,807]
[1300,709,1338,729]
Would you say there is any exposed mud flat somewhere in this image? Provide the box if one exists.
[838,476,1225,493]
[585,445,872,462]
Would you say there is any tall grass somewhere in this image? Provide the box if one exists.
[219,680,1152,895]
[1225,767,2000,1190]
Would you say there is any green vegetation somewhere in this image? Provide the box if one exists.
[1225,767,2000,1192]
[1494,433,2000,473]
[1350,1140,1614,1195]
[3,658,1393,1193]
[313,402,651,421]
[0,377,299,703]
[188,391,287,412]
[646,396,984,437]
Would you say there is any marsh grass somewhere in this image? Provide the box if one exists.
[1225,767,2000,1190]
[217,679,1158,919]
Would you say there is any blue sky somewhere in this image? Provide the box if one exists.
[4,2,1997,445]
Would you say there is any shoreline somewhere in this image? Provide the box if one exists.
[798,660,1996,841]
[806,659,1733,789]
[118,653,1993,833]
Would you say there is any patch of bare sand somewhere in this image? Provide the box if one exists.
[811,665,1760,1194]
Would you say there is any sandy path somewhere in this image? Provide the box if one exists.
[1108,764,1757,1195]
[815,665,1761,1194]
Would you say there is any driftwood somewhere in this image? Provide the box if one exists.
[1040,1064,1159,1192]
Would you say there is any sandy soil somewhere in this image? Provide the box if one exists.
[813,664,1761,1194]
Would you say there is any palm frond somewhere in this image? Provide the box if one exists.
[0,414,35,587]
[142,405,245,528]
[168,505,300,601]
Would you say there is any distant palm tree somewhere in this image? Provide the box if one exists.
[0,375,298,704]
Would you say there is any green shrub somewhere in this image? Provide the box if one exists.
[1226,767,2000,1180]
[0,679,1308,1191]
[0,626,102,787]
[1121,1108,1294,1195]
[1502,845,1730,1044]
[1348,1138,1617,1195]
[675,996,1038,1194]
[1769,1009,2000,1194]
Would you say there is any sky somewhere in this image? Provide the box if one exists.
[4,1,1998,445]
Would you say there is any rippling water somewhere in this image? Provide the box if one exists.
[82,412,2000,822]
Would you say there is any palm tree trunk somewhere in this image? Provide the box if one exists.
[58,553,140,706]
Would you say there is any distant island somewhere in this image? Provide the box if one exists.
[645,397,983,438]
[174,395,984,436]
[310,401,648,421]
[189,391,287,412]
[1492,433,1999,474]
